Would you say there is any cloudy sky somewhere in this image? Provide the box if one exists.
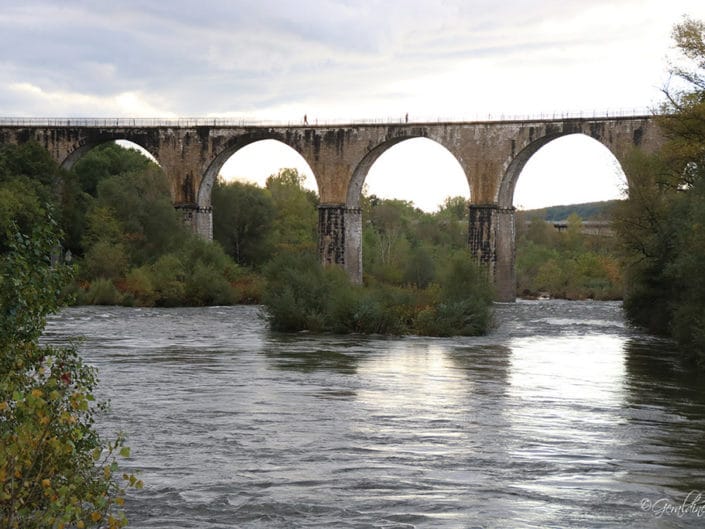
[3,0,705,210]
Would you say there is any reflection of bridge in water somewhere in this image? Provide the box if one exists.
[0,114,662,301]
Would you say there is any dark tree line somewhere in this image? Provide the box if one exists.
[614,17,705,364]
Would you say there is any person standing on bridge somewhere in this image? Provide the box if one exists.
[304,114,309,125]
[405,112,408,123]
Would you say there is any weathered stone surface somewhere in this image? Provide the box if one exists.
[318,204,346,267]
[343,207,362,284]
[468,205,516,301]
[0,116,663,299]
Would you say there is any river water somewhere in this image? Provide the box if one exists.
[42,301,705,528]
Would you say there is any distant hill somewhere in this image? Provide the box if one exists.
[518,200,622,221]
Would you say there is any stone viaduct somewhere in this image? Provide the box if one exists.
[0,115,663,301]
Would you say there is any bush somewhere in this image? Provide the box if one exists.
[184,261,237,306]
[83,278,124,306]
[415,255,494,336]
[327,285,407,335]
[123,266,157,306]
[231,272,265,304]
[263,250,493,336]
[262,252,335,332]
[149,253,186,307]
[81,241,128,281]
[0,219,140,529]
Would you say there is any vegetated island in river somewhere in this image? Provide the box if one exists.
[261,251,494,337]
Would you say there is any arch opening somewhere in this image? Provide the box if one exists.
[199,137,317,209]
[348,137,471,287]
[348,137,469,211]
[504,133,628,301]
[61,138,158,173]
[60,138,175,272]
[68,139,166,199]
[511,134,627,211]
[208,139,319,268]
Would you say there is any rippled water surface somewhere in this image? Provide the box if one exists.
[43,301,705,528]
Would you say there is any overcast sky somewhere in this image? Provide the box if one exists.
[3,1,705,210]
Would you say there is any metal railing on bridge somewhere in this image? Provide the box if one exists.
[0,108,655,128]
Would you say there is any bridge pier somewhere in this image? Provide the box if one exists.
[468,204,516,302]
[175,204,213,240]
[317,204,363,284]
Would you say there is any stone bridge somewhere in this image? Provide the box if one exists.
[0,115,663,301]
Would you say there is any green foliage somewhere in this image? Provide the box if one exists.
[403,244,435,288]
[0,219,71,346]
[263,249,493,337]
[73,142,154,197]
[0,142,60,198]
[82,241,129,282]
[0,142,64,253]
[0,218,140,529]
[415,253,494,336]
[148,253,187,307]
[122,267,158,307]
[212,167,317,266]
[437,195,468,221]
[515,212,623,300]
[212,179,275,266]
[50,141,244,307]
[615,17,705,363]
[180,237,240,306]
[0,179,46,252]
[82,278,124,306]
[262,252,340,332]
[265,168,318,253]
[361,195,469,287]
[90,165,183,265]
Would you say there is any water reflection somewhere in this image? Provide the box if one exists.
[39,303,705,528]
[263,347,359,374]
[508,333,626,404]
[622,338,705,497]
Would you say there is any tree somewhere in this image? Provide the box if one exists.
[0,143,61,252]
[73,143,154,198]
[615,17,705,361]
[212,179,275,266]
[437,195,467,221]
[265,168,318,253]
[0,218,141,529]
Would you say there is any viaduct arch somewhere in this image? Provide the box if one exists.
[0,115,663,301]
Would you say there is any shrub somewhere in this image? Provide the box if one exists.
[83,278,123,306]
[123,266,157,306]
[0,219,140,529]
[231,272,265,304]
[149,253,186,307]
[263,250,493,336]
[81,241,128,281]
[414,254,494,336]
[184,261,237,306]
[262,252,333,332]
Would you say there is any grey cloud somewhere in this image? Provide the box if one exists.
[0,0,691,116]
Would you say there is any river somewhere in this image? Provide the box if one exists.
[42,301,705,528]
